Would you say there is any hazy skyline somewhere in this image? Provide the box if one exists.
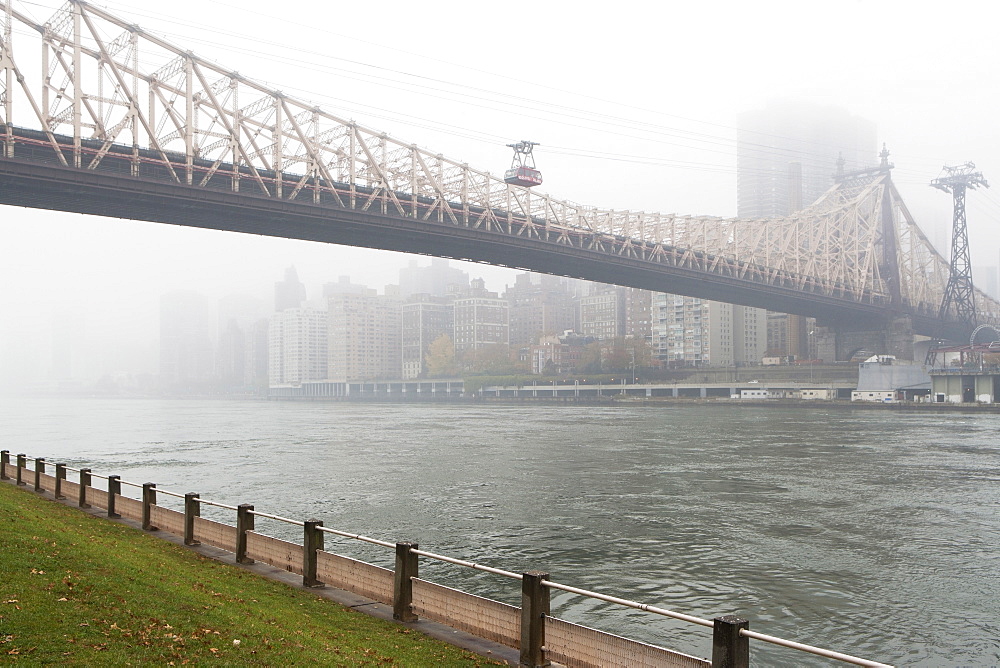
[2,0,999,383]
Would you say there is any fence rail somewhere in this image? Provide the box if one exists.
[0,450,893,668]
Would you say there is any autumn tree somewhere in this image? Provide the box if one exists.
[461,344,521,375]
[577,341,603,374]
[425,334,459,377]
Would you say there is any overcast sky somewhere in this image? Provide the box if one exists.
[2,0,999,381]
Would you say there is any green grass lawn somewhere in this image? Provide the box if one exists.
[0,481,503,666]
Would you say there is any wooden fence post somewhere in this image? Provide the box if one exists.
[184,493,200,546]
[54,463,66,499]
[712,615,750,668]
[393,542,419,622]
[78,468,91,508]
[1,450,9,479]
[16,454,25,486]
[107,475,121,518]
[520,571,550,667]
[303,520,324,588]
[236,504,254,564]
[142,483,157,531]
[33,457,45,492]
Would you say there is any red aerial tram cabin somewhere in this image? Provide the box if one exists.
[503,140,542,187]
[504,165,543,187]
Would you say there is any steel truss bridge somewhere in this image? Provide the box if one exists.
[1,0,997,343]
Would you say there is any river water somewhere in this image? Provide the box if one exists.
[2,396,998,666]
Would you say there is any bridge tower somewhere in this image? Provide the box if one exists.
[932,163,989,328]
[812,145,917,362]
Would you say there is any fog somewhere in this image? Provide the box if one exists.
[2,0,999,385]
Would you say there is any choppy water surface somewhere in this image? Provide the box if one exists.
[3,397,999,666]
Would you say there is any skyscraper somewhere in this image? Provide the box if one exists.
[737,102,877,218]
[274,266,306,312]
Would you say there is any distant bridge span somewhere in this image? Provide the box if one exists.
[1,0,997,344]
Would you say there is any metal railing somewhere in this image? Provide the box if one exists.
[0,450,893,668]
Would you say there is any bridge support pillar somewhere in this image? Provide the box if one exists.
[818,316,915,362]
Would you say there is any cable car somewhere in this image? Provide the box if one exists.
[504,140,542,187]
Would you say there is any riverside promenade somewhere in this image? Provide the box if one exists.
[2,451,894,668]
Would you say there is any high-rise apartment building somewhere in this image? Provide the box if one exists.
[401,295,453,379]
[624,288,654,343]
[709,302,767,367]
[505,273,577,346]
[268,307,328,385]
[453,278,509,352]
[579,284,626,340]
[766,312,814,360]
[327,292,401,381]
[653,294,766,367]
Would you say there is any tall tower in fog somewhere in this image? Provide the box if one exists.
[159,291,214,387]
[274,266,306,312]
[737,102,877,218]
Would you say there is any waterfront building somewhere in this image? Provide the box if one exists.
[624,288,654,344]
[268,306,328,385]
[852,355,931,402]
[401,294,453,379]
[505,273,577,346]
[453,278,509,353]
[327,292,402,382]
[653,294,766,367]
[529,331,594,374]
[766,312,816,360]
[579,284,626,340]
[928,345,1000,403]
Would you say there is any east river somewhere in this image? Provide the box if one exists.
[2,396,998,666]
